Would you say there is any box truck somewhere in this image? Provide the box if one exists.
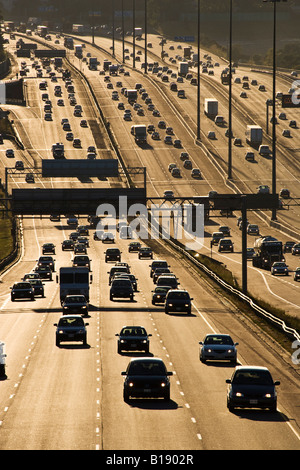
[204,98,218,118]
[245,125,263,147]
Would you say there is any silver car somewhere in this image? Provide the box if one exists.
[199,334,238,364]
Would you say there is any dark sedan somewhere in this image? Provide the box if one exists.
[226,366,280,412]
[151,286,170,305]
[122,357,173,402]
[116,326,152,354]
[42,243,55,254]
[62,239,74,251]
[10,282,35,301]
[34,265,53,280]
[62,295,89,316]
[54,315,89,347]
[28,279,45,297]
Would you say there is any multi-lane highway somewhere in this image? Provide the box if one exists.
[0,30,299,451]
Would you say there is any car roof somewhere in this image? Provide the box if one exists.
[129,357,164,364]
[234,365,269,372]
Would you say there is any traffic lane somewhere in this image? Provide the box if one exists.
[103,236,300,449]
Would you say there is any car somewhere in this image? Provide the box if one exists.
[62,239,74,251]
[150,260,169,277]
[73,138,81,148]
[23,272,41,281]
[183,160,193,169]
[119,225,133,239]
[44,113,52,121]
[28,279,45,297]
[110,278,134,301]
[294,268,300,281]
[105,248,121,262]
[292,243,300,255]
[37,255,55,271]
[289,120,297,128]
[271,262,289,275]
[158,120,166,129]
[128,241,141,252]
[164,190,174,198]
[67,217,78,227]
[218,225,230,236]
[164,135,173,144]
[15,160,24,170]
[214,115,225,126]
[258,84,266,91]
[42,243,55,254]
[226,366,280,412]
[218,239,234,252]
[116,326,152,354]
[77,236,89,248]
[114,273,138,291]
[257,184,270,194]
[211,231,225,245]
[278,112,287,120]
[245,151,255,162]
[258,145,271,156]
[50,214,60,222]
[246,247,255,259]
[233,138,242,146]
[168,163,177,172]
[171,167,181,177]
[54,315,88,347]
[199,334,238,364]
[153,267,171,283]
[180,152,189,161]
[122,357,172,402]
[62,295,89,316]
[72,255,91,270]
[10,282,35,301]
[34,265,53,280]
[283,241,295,253]
[123,112,131,121]
[191,168,201,178]
[156,274,179,290]
[164,289,193,315]
[77,225,89,236]
[207,130,216,140]
[138,247,153,259]
[282,129,291,137]
[74,243,87,254]
[108,265,130,285]
[279,188,290,199]
[151,286,170,305]
[101,232,115,243]
[62,122,71,131]
[66,132,74,141]
[80,119,88,127]
[151,131,160,140]
[25,173,34,183]
[57,99,64,106]
[247,224,259,235]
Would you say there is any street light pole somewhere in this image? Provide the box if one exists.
[122,0,125,63]
[228,0,233,180]
[144,0,148,74]
[263,0,287,220]
[112,0,115,57]
[196,0,200,140]
[133,0,135,68]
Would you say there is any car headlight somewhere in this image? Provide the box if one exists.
[207,348,212,353]
[235,392,243,397]
[58,329,65,334]
[128,382,134,387]
[160,382,166,388]
[227,349,233,354]
[264,393,273,398]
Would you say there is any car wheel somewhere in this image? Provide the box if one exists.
[130,295,134,301]
[82,336,87,346]
[118,344,122,354]
[110,295,113,301]
[227,400,234,412]
[56,338,60,347]
[164,389,170,401]
[11,296,14,301]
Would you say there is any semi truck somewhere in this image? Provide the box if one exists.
[184,47,191,59]
[57,267,92,304]
[134,27,143,38]
[245,125,263,147]
[204,98,218,118]
[252,236,284,270]
[178,62,189,77]
[54,57,63,68]
[131,125,147,144]
[52,142,65,159]
[64,37,74,49]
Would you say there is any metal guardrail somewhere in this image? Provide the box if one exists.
[165,236,300,342]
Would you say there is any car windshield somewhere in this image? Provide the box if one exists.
[168,292,189,299]
[120,327,146,336]
[204,335,234,345]
[155,287,169,293]
[15,283,30,288]
[128,361,166,376]
[65,296,85,303]
[232,369,273,386]
[58,317,85,327]
[112,279,131,286]
[29,280,42,286]
[274,263,286,267]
